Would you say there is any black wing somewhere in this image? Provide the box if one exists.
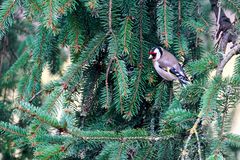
[169,67,190,85]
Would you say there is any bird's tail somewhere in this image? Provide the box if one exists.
[169,67,191,86]
[178,76,192,86]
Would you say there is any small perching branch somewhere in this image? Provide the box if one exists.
[216,44,240,75]
[195,129,202,160]
[69,129,174,142]
[180,112,202,160]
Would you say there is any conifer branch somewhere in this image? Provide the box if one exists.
[48,0,53,27]
[69,128,174,142]
[60,32,68,46]
[28,0,42,12]
[163,0,169,48]
[181,77,221,159]
[105,57,115,108]
[181,114,201,160]
[115,58,128,96]
[64,33,108,83]
[116,142,124,160]
[108,0,113,33]
[123,17,132,53]
[139,0,143,66]
[79,136,172,141]
[17,101,64,129]
[57,0,73,14]
[0,122,27,137]
[0,0,17,39]
[178,0,181,24]
[127,0,144,117]
[0,0,16,29]
[70,130,173,141]
[74,30,80,52]
[143,144,153,160]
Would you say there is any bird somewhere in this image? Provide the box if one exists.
[148,46,191,86]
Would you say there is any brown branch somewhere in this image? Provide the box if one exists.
[108,0,113,33]
[57,0,72,14]
[181,113,202,160]
[73,30,80,52]
[28,0,42,12]
[178,0,181,27]
[163,0,169,48]
[195,130,202,160]
[105,57,115,108]
[139,0,143,65]
[216,44,240,75]
[48,0,53,27]
[105,0,121,110]
[29,89,43,103]
[123,17,131,53]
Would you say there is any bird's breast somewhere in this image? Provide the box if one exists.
[153,61,177,81]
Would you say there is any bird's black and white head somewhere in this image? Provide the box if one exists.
[148,47,162,61]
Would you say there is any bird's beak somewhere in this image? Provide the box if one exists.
[148,55,153,59]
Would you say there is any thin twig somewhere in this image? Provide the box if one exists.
[29,89,43,103]
[195,129,202,160]
[139,0,143,64]
[181,112,202,160]
[178,0,181,26]
[108,0,113,33]
[70,132,174,141]
[105,57,115,108]
[163,0,169,48]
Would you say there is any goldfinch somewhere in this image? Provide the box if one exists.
[148,47,191,85]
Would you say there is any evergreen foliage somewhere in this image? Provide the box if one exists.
[0,0,239,159]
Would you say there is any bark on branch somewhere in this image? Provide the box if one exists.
[210,0,239,76]
[210,0,238,53]
[216,43,240,75]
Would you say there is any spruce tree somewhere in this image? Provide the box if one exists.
[0,0,239,159]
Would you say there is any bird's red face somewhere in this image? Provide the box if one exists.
[148,51,157,60]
